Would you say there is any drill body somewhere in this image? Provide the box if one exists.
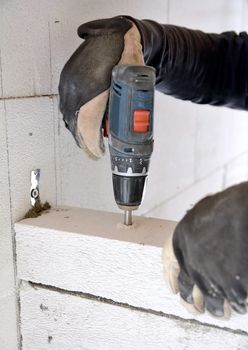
[108,65,155,224]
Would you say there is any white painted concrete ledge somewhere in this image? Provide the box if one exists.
[15,207,248,349]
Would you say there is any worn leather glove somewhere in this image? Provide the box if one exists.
[163,182,248,318]
[59,16,144,159]
[59,16,248,159]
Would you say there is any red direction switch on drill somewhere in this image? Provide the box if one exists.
[133,110,150,133]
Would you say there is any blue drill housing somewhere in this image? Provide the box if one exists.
[109,65,155,156]
[108,65,156,209]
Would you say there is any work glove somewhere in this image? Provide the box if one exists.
[163,182,248,318]
[59,16,248,158]
[59,17,248,319]
[59,16,144,159]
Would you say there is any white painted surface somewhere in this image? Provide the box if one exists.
[224,154,248,188]
[0,295,19,350]
[20,283,248,350]
[194,107,248,181]
[169,0,243,32]
[0,53,3,98]
[5,97,57,221]
[146,170,224,220]
[15,208,248,333]
[1,2,52,97]
[242,0,248,31]
[1,0,169,98]
[55,95,114,210]
[0,95,57,350]
[0,102,19,349]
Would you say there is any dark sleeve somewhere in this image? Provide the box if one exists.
[127,17,248,110]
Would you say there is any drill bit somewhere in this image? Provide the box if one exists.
[124,209,133,226]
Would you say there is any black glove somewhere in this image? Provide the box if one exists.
[59,16,248,158]
[59,16,144,158]
[163,182,248,318]
[130,17,248,110]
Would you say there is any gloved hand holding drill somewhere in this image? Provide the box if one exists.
[59,17,144,158]
[59,16,248,319]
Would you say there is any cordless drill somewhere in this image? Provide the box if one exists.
[105,65,155,225]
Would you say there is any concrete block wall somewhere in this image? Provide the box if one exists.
[15,209,248,349]
[19,286,248,350]
[1,0,248,348]
[0,101,19,349]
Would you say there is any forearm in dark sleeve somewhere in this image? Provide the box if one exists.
[128,17,248,110]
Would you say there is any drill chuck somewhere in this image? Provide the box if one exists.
[107,65,155,222]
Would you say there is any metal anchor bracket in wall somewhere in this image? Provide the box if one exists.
[30,169,40,206]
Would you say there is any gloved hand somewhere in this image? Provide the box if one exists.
[163,182,248,318]
[59,17,248,319]
[59,16,248,159]
[59,16,144,159]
